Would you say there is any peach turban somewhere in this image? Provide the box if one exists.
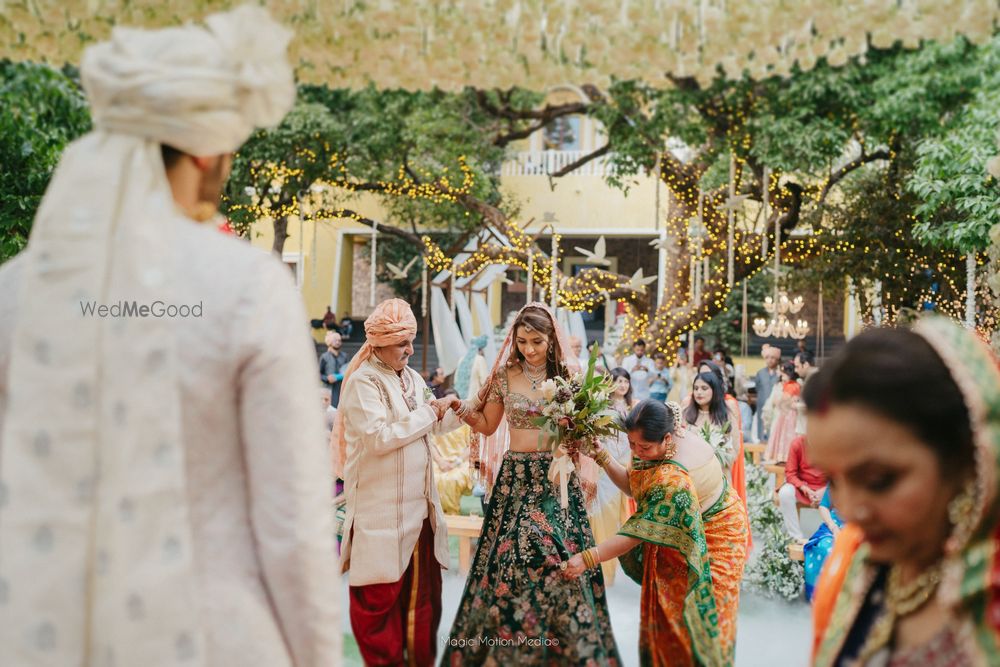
[330,299,418,477]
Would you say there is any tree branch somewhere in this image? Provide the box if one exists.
[817,148,891,205]
[320,208,421,245]
[546,144,611,178]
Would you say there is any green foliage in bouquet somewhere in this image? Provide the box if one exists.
[531,345,623,453]
[742,462,805,601]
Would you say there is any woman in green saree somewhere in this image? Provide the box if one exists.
[563,400,747,666]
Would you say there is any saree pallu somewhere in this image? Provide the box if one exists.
[442,451,621,666]
[701,484,749,654]
[618,459,726,667]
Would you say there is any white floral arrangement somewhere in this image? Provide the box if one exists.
[742,462,805,601]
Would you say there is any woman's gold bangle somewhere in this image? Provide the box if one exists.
[594,450,611,468]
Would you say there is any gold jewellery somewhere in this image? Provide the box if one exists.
[886,563,943,616]
[593,450,611,469]
[581,547,601,570]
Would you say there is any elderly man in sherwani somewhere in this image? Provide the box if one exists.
[333,298,463,666]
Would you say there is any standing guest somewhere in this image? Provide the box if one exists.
[794,349,817,381]
[0,7,342,665]
[566,401,748,666]
[670,347,694,403]
[587,367,637,585]
[426,366,447,399]
[754,344,781,441]
[647,352,672,403]
[319,330,351,408]
[809,318,998,666]
[684,372,738,475]
[569,335,590,368]
[623,338,656,401]
[692,335,711,365]
[591,340,612,374]
[763,361,800,463]
[777,435,827,543]
[322,388,337,433]
[803,488,842,602]
[334,299,463,667]
[454,334,490,400]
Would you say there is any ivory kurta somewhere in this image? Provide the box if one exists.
[339,359,461,586]
[0,219,341,667]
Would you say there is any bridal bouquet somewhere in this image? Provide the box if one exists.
[533,346,623,507]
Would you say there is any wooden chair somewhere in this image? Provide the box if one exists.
[445,514,484,574]
[763,463,786,489]
[745,443,766,465]
[788,542,805,562]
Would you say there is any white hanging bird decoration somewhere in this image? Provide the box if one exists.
[386,255,420,280]
[648,237,673,251]
[721,193,750,211]
[497,275,514,285]
[626,268,658,293]
[573,236,611,266]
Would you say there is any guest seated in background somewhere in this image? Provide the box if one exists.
[804,487,842,602]
[322,305,336,329]
[778,434,827,543]
[426,366,447,399]
[430,389,475,515]
[339,312,354,338]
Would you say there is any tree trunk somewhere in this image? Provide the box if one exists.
[272,216,289,257]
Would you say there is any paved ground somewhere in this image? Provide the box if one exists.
[341,553,813,666]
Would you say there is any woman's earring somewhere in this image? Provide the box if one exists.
[547,344,556,361]
[948,480,976,527]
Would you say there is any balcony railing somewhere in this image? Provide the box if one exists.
[500,150,614,177]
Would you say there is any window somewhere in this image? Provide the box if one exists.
[282,252,304,289]
[543,116,581,151]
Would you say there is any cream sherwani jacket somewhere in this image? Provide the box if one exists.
[0,220,341,667]
[340,360,461,586]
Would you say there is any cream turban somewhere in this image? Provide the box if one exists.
[82,4,294,156]
[0,6,294,666]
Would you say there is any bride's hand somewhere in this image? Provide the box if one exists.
[562,553,586,579]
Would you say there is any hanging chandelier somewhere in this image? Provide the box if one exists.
[753,291,810,339]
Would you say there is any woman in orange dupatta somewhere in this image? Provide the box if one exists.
[807,318,1000,666]
[565,400,748,666]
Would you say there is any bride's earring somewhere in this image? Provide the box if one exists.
[547,344,556,362]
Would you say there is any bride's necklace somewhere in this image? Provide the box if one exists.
[522,359,547,390]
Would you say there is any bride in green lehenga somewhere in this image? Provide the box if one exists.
[441,303,620,666]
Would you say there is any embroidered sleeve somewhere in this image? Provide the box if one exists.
[484,369,507,404]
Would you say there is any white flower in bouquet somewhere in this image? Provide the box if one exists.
[540,378,558,400]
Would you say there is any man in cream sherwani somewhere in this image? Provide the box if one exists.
[0,7,340,667]
[333,299,462,666]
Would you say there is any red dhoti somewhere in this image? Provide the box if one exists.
[349,519,443,666]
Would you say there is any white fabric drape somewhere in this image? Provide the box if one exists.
[431,286,467,375]
[454,291,475,345]
[471,291,498,366]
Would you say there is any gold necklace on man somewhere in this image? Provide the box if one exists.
[522,358,547,391]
